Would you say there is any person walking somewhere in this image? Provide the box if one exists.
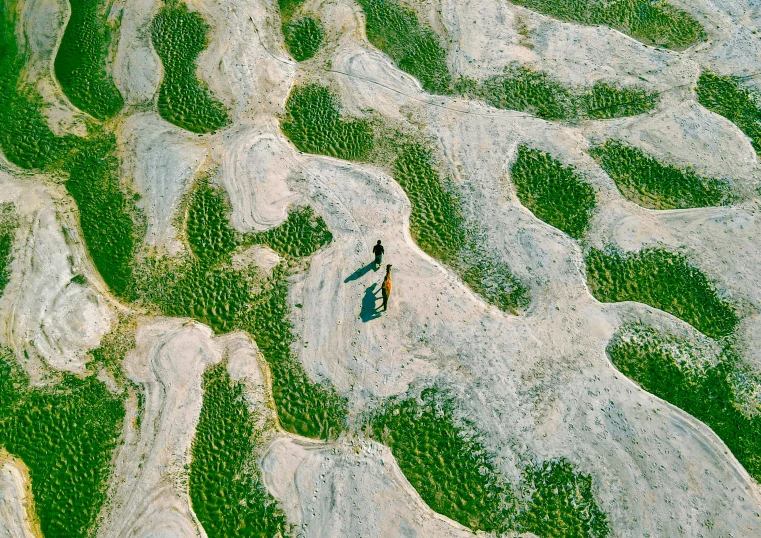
[372,240,384,267]
[381,264,392,311]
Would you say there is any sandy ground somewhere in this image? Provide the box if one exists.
[2,0,761,536]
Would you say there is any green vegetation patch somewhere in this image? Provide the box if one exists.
[282,83,374,160]
[139,182,347,439]
[283,16,324,62]
[151,1,230,133]
[370,387,610,536]
[511,146,597,239]
[190,360,289,537]
[0,351,125,538]
[507,0,704,50]
[357,0,452,94]
[394,143,530,312]
[590,140,733,209]
[0,204,17,295]
[279,0,324,62]
[477,68,657,121]
[696,71,761,157]
[585,248,739,339]
[1,5,143,301]
[65,130,143,301]
[577,81,657,120]
[515,459,611,538]
[54,0,124,119]
[186,178,238,265]
[608,325,761,481]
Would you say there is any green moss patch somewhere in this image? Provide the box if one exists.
[0,4,74,170]
[515,459,611,538]
[585,248,739,339]
[190,360,289,537]
[282,83,374,160]
[283,16,325,62]
[477,68,657,121]
[590,140,733,209]
[370,387,610,537]
[357,0,452,94]
[511,146,597,239]
[0,204,17,295]
[278,0,324,62]
[151,1,230,133]
[65,131,143,301]
[54,0,124,119]
[607,325,761,481]
[0,351,125,538]
[696,71,761,157]
[1,5,143,301]
[186,178,238,265]
[577,81,657,120]
[507,0,704,50]
[395,143,530,312]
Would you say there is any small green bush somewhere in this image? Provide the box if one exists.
[151,1,230,133]
[696,71,761,157]
[586,248,739,339]
[282,83,374,160]
[54,0,124,119]
[590,140,733,209]
[511,146,597,239]
[190,360,289,537]
[507,0,704,50]
[608,326,761,481]
[357,0,452,94]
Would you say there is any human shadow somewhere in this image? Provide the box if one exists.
[360,283,381,322]
[344,260,378,283]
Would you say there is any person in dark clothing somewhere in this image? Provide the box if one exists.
[372,240,384,267]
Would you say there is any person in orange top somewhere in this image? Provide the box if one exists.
[381,264,392,311]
